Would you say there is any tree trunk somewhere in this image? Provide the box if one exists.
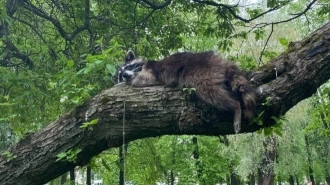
[119,145,126,185]
[249,173,255,185]
[326,177,330,185]
[60,173,67,185]
[257,136,277,185]
[320,112,330,185]
[305,136,315,185]
[0,22,330,185]
[296,176,300,185]
[70,169,75,182]
[170,170,175,185]
[192,136,204,184]
[87,166,91,185]
[288,175,294,185]
[221,136,241,185]
[230,172,240,185]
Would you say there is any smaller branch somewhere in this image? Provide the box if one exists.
[193,0,317,27]
[304,13,311,33]
[19,1,70,41]
[258,23,274,67]
[84,0,91,30]
[20,0,91,42]
[13,17,47,44]
[139,0,172,9]
[4,40,34,69]
[137,9,157,27]
[5,0,18,17]
[253,0,317,28]
[192,0,281,23]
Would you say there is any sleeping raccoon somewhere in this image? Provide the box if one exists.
[115,50,256,134]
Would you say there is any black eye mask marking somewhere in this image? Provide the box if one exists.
[116,63,144,83]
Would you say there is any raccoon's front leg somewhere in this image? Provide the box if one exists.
[233,102,242,134]
[123,70,162,87]
[132,72,162,87]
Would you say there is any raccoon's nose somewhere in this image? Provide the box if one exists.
[122,71,134,79]
[122,72,129,79]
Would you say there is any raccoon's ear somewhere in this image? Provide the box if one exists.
[125,50,136,63]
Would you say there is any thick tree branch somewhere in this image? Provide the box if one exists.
[0,21,330,185]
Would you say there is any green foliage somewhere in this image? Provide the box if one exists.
[253,28,266,41]
[80,118,99,130]
[279,37,289,47]
[256,115,286,137]
[1,150,17,162]
[56,148,82,163]
[90,149,120,185]
[262,97,272,106]
[267,0,290,8]
[254,111,265,126]
[263,50,278,60]
[317,2,330,19]
[246,8,263,19]
[229,55,258,70]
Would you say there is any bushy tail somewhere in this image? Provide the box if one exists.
[230,72,256,120]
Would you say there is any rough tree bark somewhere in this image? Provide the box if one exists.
[0,22,330,185]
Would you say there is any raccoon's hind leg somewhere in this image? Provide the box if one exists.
[225,100,241,134]
[197,86,242,134]
[230,76,256,121]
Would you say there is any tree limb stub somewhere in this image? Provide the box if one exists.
[0,22,330,185]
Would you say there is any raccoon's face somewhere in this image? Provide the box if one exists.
[116,62,144,83]
[116,50,144,83]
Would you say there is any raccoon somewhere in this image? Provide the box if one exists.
[115,50,256,134]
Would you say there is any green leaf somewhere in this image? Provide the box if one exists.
[264,127,273,136]
[0,102,14,106]
[94,59,103,64]
[253,28,266,41]
[101,159,112,172]
[56,152,67,162]
[106,64,116,76]
[103,76,111,82]
[67,60,74,68]
[80,118,99,129]
[76,68,85,75]
[89,118,99,125]
[79,123,89,128]
[273,128,283,137]
[279,37,289,47]
[115,159,124,170]
[95,37,103,44]
[72,148,82,155]
[84,64,94,74]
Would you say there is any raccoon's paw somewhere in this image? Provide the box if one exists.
[234,120,241,134]
[114,82,127,86]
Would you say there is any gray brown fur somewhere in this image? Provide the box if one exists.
[116,50,256,133]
